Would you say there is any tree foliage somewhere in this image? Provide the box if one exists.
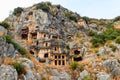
[114,16,120,22]
[13,7,23,16]
[91,28,120,47]
[36,2,50,12]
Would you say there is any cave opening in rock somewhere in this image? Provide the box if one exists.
[21,34,28,39]
[30,50,34,55]
[74,56,82,61]
[74,50,80,55]
[44,53,48,58]
[31,32,37,39]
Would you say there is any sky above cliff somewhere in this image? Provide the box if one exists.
[0,0,120,21]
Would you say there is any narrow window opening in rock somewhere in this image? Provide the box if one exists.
[36,41,39,45]
[21,34,28,39]
[55,56,57,59]
[46,43,48,47]
[61,20,64,22]
[30,50,34,55]
[29,11,33,15]
[55,60,57,65]
[62,60,65,65]
[74,50,80,55]
[36,26,39,28]
[74,56,82,61]
[52,35,57,39]
[55,47,57,51]
[31,32,37,39]
[58,55,61,59]
[62,56,64,59]
[44,53,48,58]
[44,34,46,37]
[58,60,61,65]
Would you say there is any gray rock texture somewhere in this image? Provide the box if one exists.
[0,65,18,80]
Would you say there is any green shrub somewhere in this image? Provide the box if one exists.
[66,45,70,50]
[115,36,120,44]
[91,28,120,47]
[114,16,120,22]
[86,30,96,36]
[70,61,78,70]
[65,12,78,22]
[13,62,26,75]
[13,7,23,16]
[0,21,10,29]
[105,22,114,28]
[77,65,84,72]
[36,3,50,12]
[82,16,90,24]
[91,34,106,47]
[84,77,94,80]
[2,35,27,55]
[109,44,117,52]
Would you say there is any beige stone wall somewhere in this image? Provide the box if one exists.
[78,21,85,26]
[38,49,51,59]
[0,32,4,36]
[114,21,120,29]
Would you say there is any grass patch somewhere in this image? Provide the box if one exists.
[13,62,26,75]
[2,35,27,55]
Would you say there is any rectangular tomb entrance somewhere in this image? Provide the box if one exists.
[52,54,66,66]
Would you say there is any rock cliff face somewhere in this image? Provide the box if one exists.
[1,2,120,80]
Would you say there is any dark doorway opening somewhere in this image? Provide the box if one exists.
[74,50,80,55]
[30,50,34,55]
[74,56,82,61]
[31,32,37,39]
[62,60,65,65]
[58,60,61,65]
[44,53,48,58]
[55,60,57,65]
[21,34,28,39]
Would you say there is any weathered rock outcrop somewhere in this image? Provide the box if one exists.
[0,65,18,80]
[96,72,111,80]
[0,37,16,58]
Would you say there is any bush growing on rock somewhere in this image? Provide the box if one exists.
[91,28,120,47]
[70,61,78,70]
[109,44,117,52]
[13,62,26,75]
[0,21,10,29]
[115,36,120,44]
[86,30,96,36]
[114,16,120,22]
[65,12,78,22]
[13,7,23,16]
[36,3,50,12]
